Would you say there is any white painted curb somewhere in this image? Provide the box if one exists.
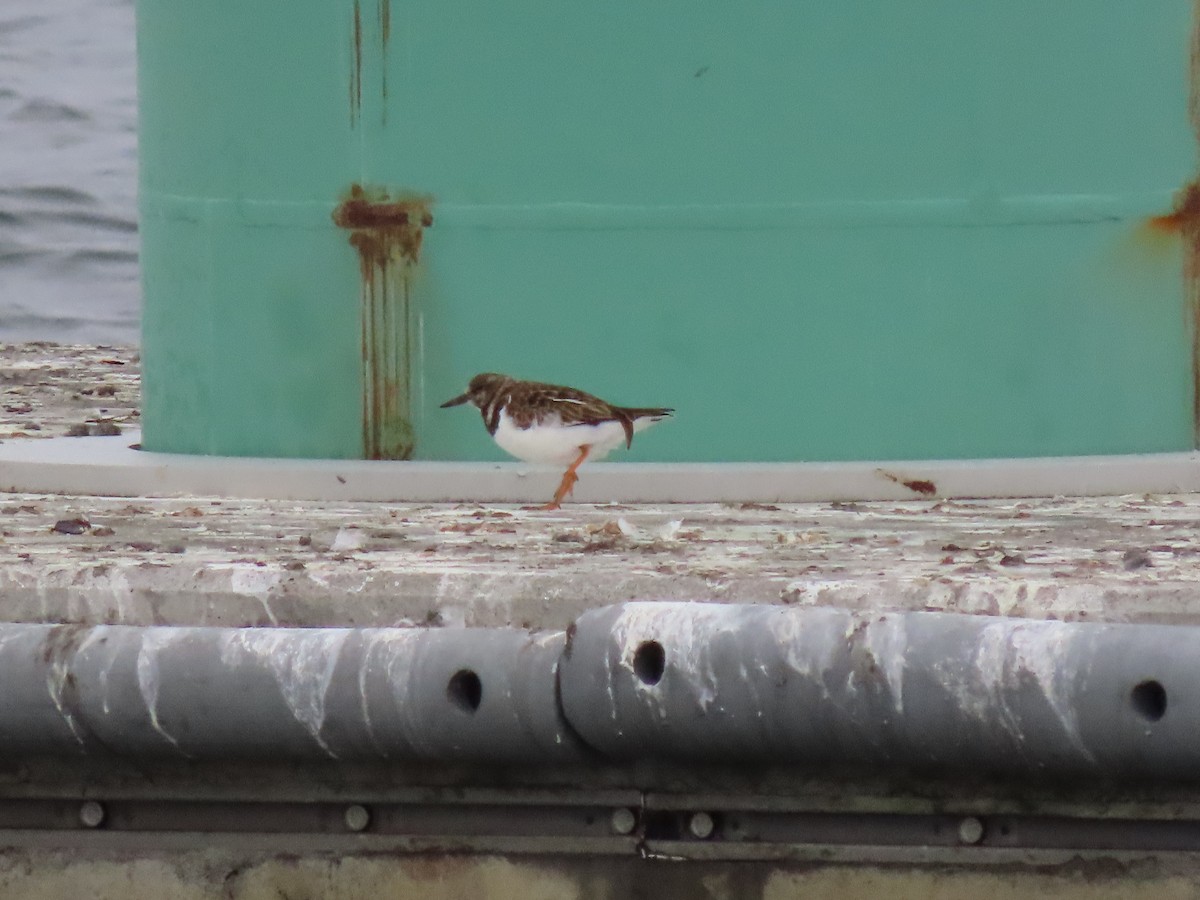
[1,431,1198,502]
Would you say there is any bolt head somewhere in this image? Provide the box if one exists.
[688,811,715,840]
[957,816,984,845]
[79,801,105,829]
[610,807,637,835]
[344,804,371,833]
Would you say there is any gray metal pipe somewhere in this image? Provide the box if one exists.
[3,604,1200,775]
[557,602,1199,777]
[0,624,585,762]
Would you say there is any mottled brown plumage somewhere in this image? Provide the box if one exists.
[440,373,673,509]
[445,373,669,446]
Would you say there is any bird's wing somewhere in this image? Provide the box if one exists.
[512,383,620,428]
[508,382,667,450]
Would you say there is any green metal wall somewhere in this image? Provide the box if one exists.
[137,0,1196,462]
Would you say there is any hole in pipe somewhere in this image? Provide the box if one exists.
[633,641,666,685]
[447,669,482,713]
[1131,680,1167,722]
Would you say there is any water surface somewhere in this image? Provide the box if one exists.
[0,0,138,343]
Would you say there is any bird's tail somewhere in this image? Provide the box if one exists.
[614,406,673,448]
[619,406,674,422]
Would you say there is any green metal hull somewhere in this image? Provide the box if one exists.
[137,0,1196,461]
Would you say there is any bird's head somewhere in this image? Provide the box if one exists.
[440,373,512,410]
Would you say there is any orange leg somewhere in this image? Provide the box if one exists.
[540,445,590,511]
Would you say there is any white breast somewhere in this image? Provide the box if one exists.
[493,411,650,465]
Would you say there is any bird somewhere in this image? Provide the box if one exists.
[440,373,673,510]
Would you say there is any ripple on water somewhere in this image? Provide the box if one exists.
[10,98,92,123]
[0,185,99,205]
[1,0,139,344]
[0,242,45,263]
[64,247,138,266]
[25,209,137,234]
[0,15,44,36]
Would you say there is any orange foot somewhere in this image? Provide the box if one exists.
[537,446,590,511]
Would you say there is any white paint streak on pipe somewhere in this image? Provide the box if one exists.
[220,629,352,758]
[135,627,191,754]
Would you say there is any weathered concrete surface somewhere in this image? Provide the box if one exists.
[2,854,1200,900]
[8,489,1200,630]
[0,851,1197,900]
[762,868,1200,900]
[5,344,1200,898]
[0,343,139,440]
[1,343,1200,630]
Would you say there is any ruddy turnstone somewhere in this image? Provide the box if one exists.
[440,373,673,509]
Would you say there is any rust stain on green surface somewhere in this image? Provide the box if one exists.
[1147,183,1200,237]
[1147,184,1200,439]
[1147,0,1200,442]
[333,185,434,460]
[349,0,363,127]
[380,0,391,113]
[349,0,391,127]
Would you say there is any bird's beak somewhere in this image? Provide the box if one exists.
[440,392,470,409]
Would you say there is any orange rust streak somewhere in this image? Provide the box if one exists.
[1147,182,1200,235]
[351,0,363,125]
[1175,0,1200,444]
[402,273,412,436]
[1147,212,1185,235]
[370,259,385,460]
[334,185,433,461]
[379,0,391,111]
[1159,180,1200,439]
[334,200,412,230]
[356,239,371,455]
[333,190,433,264]
[1191,0,1200,144]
